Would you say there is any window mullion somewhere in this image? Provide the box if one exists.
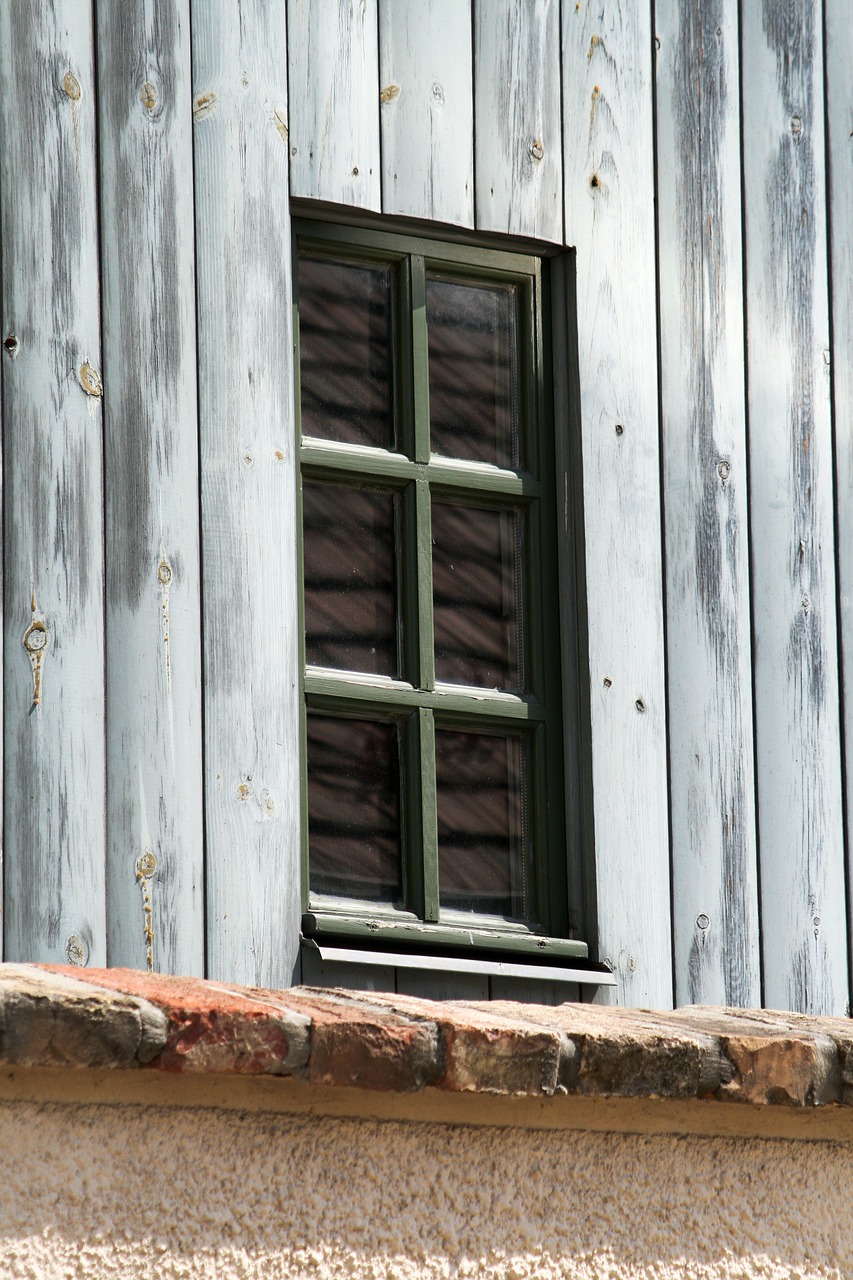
[415,478,435,692]
[418,707,439,922]
[411,254,430,465]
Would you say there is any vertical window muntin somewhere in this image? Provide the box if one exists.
[295,221,566,943]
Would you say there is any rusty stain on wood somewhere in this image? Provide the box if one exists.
[157,555,173,696]
[136,850,157,971]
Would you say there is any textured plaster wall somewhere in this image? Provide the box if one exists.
[3,1099,852,1279]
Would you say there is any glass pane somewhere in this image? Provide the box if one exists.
[432,502,523,690]
[427,276,519,467]
[303,483,397,675]
[299,256,394,449]
[308,716,402,903]
[436,730,528,919]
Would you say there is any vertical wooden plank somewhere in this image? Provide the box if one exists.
[287,0,381,210]
[193,0,302,987]
[301,950,396,993]
[0,1,106,966]
[562,1,673,1006]
[97,1,204,975]
[474,0,562,243]
[826,0,853,1005]
[379,0,474,227]
[654,0,761,1006]
[489,977,579,1005]
[742,0,847,1014]
[396,970,489,1001]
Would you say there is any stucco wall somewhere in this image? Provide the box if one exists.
[3,1096,852,1279]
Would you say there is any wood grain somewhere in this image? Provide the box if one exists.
[287,0,381,210]
[97,0,204,975]
[742,0,847,1014]
[301,950,396,993]
[474,0,562,243]
[825,0,853,1003]
[655,0,761,1006]
[0,0,107,966]
[192,0,303,987]
[489,976,579,1005]
[379,0,474,227]
[561,0,672,1007]
[396,970,489,1001]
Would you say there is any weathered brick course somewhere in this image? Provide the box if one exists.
[0,965,847,1109]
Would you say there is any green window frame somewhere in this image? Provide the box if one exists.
[294,216,587,964]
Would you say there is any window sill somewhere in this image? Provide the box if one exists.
[301,937,612,987]
[301,910,589,961]
[4,964,853,1115]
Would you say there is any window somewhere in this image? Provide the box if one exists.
[294,218,586,965]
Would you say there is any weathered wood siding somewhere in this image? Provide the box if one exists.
[192,0,301,988]
[0,1,107,967]
[97,1,204,977]
[562,0,672,1007]
[742,0,846,1015]
[2,0,853,1013]
[655,0,761,1008]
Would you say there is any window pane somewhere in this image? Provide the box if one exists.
[432,502,523,690]
[436,729,528,919]
[308,716,402,903]
[299,256,394,449]
[427,277,519,467]
[303,483,397,675]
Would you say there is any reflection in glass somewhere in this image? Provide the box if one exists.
[432,502,523,690]
[303,483,397,675]
[308,716,402,903]
[299,256,393,449]
[436,729,527,918]
[427,277,519,467]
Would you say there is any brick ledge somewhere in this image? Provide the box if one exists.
[0,964,849,1108]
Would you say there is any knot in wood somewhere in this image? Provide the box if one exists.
[62,71,81,101]
[157,559,173,587]
[78,362,102,397]
[3,335,19,357]
[137,851,158,878]
[529,138,545,162]
[380,83,401,104]
[23,619,47,656]
[141,82,157,111]
[717,458,731,481]
[65,934,88,966]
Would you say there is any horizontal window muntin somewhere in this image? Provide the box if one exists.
[295,218,568,946]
